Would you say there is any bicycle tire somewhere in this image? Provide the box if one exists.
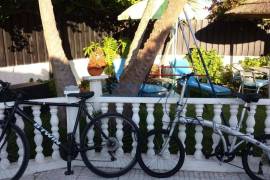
[138,129,185,178]
[242,134,270,180]
[0,123,29,180]
[80,113,141,178]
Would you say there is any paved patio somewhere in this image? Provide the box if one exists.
[19,166,250,180]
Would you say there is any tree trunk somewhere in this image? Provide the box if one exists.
[115,0,187,96]
[124,0,156,67]
[38,0,76,97]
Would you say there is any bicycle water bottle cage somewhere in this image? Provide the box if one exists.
[234,93,261,103]
[67,92,95,99]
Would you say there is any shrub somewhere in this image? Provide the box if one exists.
[240,56,270,70]
[186,48,224,84]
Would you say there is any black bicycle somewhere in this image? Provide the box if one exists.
[0,80,141,179]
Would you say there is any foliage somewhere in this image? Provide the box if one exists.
[186,48,224,84]
[240,56,270,70]
[209,0,245,20]
[83,36,131,75]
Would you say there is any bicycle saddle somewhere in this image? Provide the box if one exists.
[234,93,261,103]
[67,91,94,99]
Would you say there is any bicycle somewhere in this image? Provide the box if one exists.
[138,73,270,180]
[0,80,141,180]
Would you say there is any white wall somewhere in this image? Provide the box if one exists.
[0,55,258,85]
[0,58,89,85]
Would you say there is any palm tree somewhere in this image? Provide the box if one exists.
[115,0,188,95]
[38,0,76,96]
[124,0,157,66]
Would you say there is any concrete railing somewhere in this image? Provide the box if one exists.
[0,95,270,178]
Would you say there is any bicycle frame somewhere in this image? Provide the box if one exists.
[160,75,270,156]
[2,98,96,153]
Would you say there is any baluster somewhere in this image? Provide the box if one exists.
[229,104,239,143]
[131,103,140,155]
[212,104,222,152]
[146,103,155,156]
[32,106,45,163]
[101,103,109,154]
[86,103,94,157]
[0,108,9,168]
[50,106,60,160]
[194,104,203,160]
[116,103,124,155]
[162,103,171,157]
[179,105,187,148]
[246,104,257,136]
[265,106,270,134]
[15,111,25,164]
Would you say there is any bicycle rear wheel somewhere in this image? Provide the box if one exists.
[80,113,140,178]
[242,134,270,180]
[138,129,185,178]
[0,123,29,180]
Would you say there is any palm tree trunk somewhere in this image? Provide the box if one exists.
[124,0,156,67]
[38,0,76,96]
[115,0,187,96]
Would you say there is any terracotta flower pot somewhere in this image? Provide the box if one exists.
[87,48,107,76]
[87,66,105,76]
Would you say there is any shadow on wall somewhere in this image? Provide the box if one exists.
[0,63,50,84]
[0,59,90,85]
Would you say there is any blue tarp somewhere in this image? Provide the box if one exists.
[171,57,231,96]
[113,58,167,96]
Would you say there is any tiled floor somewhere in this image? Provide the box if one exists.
[20,166,250,180]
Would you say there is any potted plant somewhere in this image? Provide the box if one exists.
[83,42,107,76]
[83,36,131,76]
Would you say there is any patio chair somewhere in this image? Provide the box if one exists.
[173,57,231,96]
[232,64,269,93]
[113,57,169,97]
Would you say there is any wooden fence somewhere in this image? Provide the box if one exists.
[0,15,269,67]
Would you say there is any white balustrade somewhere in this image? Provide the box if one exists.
[1,95,270,177]
[131,103,140,155]
[15,112,25,164]
[116,103,124,155]
[162,104,170,157]
[50,106,60,160]
[101,103,109,154]
[194,104,204,160]
[246,104,257,136]
[229,104,239,143]
[146,103,155,156]
[32,106,45,163]
[212,104,222,151]
[179,105,187,148]
[86,103,95,157]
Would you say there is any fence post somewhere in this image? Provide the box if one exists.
[82,75,108,111]
[64,86,80,138]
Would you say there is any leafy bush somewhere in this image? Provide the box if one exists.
[240,56,270,70]
[186,48,224,84]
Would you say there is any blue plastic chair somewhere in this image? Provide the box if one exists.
[171,57,231,96]
[113,57,168,97]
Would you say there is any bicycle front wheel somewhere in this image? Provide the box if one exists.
[0,123,29,180]
[80,113,140,178]
[138,129,185,178]
[242,134,270,180]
